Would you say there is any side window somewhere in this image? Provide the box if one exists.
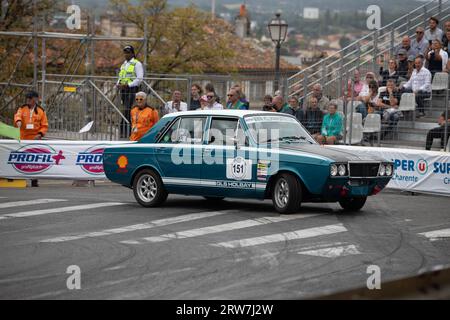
[209,118,239,145]
[160,118,180,143]
[159,117,206,144]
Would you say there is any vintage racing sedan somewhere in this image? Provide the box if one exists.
[103,110,393,213]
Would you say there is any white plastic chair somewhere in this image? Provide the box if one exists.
[334,99,345,113]
[363,113,382,146]
[378,86,386,94]
[344,113,363,145]
[398,92,416,122]
[432,72,449,91]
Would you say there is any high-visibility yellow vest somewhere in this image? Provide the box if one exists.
[118,58,139,85]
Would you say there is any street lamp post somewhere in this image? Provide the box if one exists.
[268,13,288,93]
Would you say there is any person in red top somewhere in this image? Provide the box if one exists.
[129,91,159,141]
[14,91,48,140]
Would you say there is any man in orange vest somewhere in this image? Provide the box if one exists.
[14,91,48,187]
[14,91,48,140]
[130,91,159,141]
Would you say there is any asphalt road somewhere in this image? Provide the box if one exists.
[0,182,449,300]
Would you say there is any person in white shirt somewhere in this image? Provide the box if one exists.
[425,17,444,43]
[426,39,449,76]
[402,56,432,117]
[164,91,188,114]
[199,92,224,110]
[117,45,144,137]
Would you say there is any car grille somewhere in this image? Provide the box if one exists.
[348,162,380,178]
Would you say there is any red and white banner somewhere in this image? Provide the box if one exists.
[0,140,134,180]
[330,145,450,196]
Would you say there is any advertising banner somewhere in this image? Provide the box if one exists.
[0,140,134,180]
[330,145,450,196]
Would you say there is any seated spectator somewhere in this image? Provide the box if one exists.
[426,39,448,77]
[346,69,365,98]
[232,84,250,109]
[262,94,274,111]
[401,56,431,117]
[272,95,290,113]
[164,90,188,114]
[200,92,223,110]
[396,49,410,79]
[376,79,402,139]
[425,16,444,42]
[425,112,450,150]
[411,27,429,57]
[303,96,323,135]
[379,59,399,86]
[443,29,450,53]
[355,80,379,119]
[307,83,330,112]
[407,55,416,80]
[189,83,202,111]
[350,72,375,105]
[226,89,246,110]
[284,96,304,122]
[315,102,343,145]
[394,36,416,58]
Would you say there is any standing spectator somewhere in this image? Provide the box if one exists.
[346,69,365,99]
[379,59,399,86]
[262,94,274,111]
[376,79,402,138]
[394,36,416,58]
[425,112,450,150]
[426,39,449,76]
[164,91,188,114]
[130,92,159,141]
[204,83,221,104]
[425,17,444,42]
[401,56,431,117]
[232,84,250,109]
[304,96,323,135]
[272,95,290,113]
[396,49,409,80]
[203,92,223,110]
[307,84,330,112]
[315,102,343,145]
[189,84,202,111]
[117,45,143,138]
[411,27,429,57]
[14,91,48,187]
[355,80,379,119]
[284,96,304,122]
[226,89,246,110]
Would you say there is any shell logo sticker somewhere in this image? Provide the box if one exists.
[117,155,128,169]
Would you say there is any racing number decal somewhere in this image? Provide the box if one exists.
[226,157,252,180]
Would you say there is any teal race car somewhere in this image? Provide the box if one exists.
[103,110,393,213]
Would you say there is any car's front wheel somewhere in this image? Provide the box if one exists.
[133,169,168,207]
[338,196,367,212]
[272,173,302,214]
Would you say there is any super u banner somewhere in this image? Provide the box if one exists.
[0,140,134,180]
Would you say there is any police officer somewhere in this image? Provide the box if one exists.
[14,90,48,187]
[117,45,143,138]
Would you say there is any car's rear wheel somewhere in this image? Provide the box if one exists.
[338,196,367,212]
[133,169,168,207]
[272,173,302,214]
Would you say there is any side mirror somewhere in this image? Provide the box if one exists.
[209,136,216,144]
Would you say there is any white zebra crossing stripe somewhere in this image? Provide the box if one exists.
[419,228,450,241]
[211,224,347,248]
[120,214,321,245]
[0,202,126,221]
[0,199,67,209]
[297,244,360,258]
[40,210,238,243]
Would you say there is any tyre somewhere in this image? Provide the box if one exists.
[338,196,367,212]
[203,196,225,201]
[132,169,168,207]
[271,173,302,214]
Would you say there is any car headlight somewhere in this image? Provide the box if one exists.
[330,164,338,176]
[379,164,386,176]
[385,164,393,176]
[338,164,347,176]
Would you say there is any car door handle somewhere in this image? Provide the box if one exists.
[203,148,213,153]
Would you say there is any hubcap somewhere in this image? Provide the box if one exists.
[274,178,289,208]
[137,174,157,202]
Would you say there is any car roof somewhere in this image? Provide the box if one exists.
[162,110,287,118]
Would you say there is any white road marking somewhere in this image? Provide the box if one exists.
[211,224,347,248]
[41,210,238,243]
[297,244,360,258]
[121,214,320,245]
[419,228,450,241]
[0,199,67,209]
[0,202,126,221]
